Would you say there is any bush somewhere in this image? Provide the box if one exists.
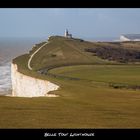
[85,46,140,63]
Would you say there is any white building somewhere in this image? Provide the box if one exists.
[120,34,140,42]
[64,29,72,38]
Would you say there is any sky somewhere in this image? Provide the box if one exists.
[0,8,140,39]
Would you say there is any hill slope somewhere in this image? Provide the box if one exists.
[29,36,114,71]
[4,36,140,128]
[13,36,140,80]
[12,36,111,78]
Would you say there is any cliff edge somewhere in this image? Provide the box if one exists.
[11,63,59,97]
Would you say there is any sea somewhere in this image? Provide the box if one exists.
[0,36,118,96]
[0,37,46,95]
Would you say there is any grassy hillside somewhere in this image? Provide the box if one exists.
[13,36,117,80]
[1,71,140,128]
[49,65,140,90]
[13,36,140,79]
[13,36,140,74]
[30,36,114,71]
[6,36,140,128]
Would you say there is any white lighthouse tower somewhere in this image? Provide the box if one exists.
[65,29,68,37]
[64,29,72,38]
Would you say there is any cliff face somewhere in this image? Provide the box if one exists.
[11,63,59,97]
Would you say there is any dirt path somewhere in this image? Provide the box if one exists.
[28,42,49,70]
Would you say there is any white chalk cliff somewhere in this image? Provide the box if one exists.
[11,63,59,97]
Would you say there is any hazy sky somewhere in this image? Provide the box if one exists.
[0,8,140,39]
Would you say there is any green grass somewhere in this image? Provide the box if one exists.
[12,36,115,80]
[6,36,140,128]
[1,64,140,128]
[49,65,140,86]
[1,81,140,128]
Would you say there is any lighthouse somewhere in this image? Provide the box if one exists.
[64,29,72,38]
